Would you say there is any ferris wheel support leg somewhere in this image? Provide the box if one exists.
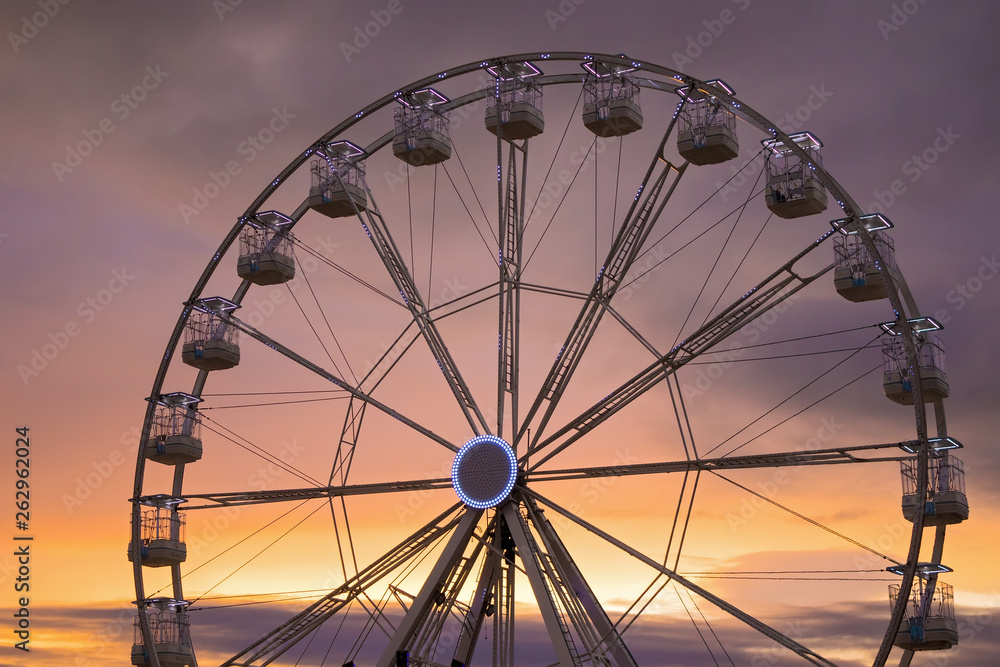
[525,496,638,667]
[496,555,516,667]
[375,508,483,667]
[453,533,502,665]
[501,501,581,667]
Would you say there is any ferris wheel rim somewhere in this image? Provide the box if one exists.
[129,51,953,667]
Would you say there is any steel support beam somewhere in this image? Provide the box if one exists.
[375,508,483,667]
[501,501,580,666]
[526,496,637,666]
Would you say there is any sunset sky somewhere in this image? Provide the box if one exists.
[3,1,1000,666]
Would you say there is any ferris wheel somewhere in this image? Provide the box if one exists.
[129,52,968,667]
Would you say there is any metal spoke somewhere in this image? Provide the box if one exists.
[497,135,528,441]
[452,514,503,666]
[195,301,458,453]
[357,175,491,436]
[165,477,452,510]
[526,441,915,483]
[327,396,366,583]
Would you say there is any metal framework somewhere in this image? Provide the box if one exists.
[130,53,960,667]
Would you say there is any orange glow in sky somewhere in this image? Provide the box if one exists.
[4,4,1000,667]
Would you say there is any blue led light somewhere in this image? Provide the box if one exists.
[451,435,517,509]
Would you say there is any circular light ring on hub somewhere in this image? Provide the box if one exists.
[452,434,518,509]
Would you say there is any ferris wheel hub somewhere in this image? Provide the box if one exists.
[451,435,518,509]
